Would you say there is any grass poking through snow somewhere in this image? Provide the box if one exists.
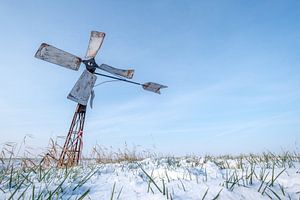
[0,141,299,199]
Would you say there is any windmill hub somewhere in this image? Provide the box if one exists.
[34,31,167,167]
[82,58,98,73]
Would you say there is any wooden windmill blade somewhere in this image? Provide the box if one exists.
[85,31,105,59]
[67,69,97,106]
[35,43,82,71]
[98,63,134,79]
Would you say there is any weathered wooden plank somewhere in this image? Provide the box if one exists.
[99,64,134,79]
[142,82,167,94]
[67,69,97,105]
[85,31,105,59]
[35,43,81,71]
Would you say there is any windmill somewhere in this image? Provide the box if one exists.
[35,31,167,167]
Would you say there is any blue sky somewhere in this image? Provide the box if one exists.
[0,1,299,155]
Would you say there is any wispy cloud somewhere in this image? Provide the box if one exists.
[84,77,300,154]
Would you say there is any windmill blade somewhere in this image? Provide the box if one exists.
[35,43,81,71]
[67,69,97,105]
[98,64,134,79]
[85,31,105,59]
[142,82,167,94]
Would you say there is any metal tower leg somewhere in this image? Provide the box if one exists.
[57,104,86,167]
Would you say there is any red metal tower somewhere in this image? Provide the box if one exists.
[57,104,86,167]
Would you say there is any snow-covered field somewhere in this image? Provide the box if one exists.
[1,153,300,200]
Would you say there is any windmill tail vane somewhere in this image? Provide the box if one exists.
[35,31,167,167]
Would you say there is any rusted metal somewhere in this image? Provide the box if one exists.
[67,69,97,105]
[99,64,134,79]
[35,43,81,70]
[142,82,167,94]
[57,104,86,167]
[85,31,105,59]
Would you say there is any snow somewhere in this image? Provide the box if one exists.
[1,156,300,199]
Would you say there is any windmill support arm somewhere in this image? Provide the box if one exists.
[94,72,142,86]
